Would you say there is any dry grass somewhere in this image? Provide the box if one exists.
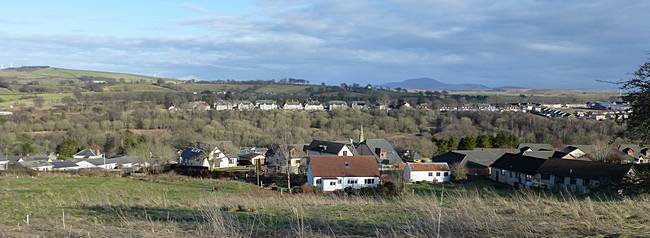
[0,175,649,237]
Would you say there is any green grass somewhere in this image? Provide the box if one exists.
[0,174,648,237]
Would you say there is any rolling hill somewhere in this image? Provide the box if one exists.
[382,77,491,91]
[0,66,165,84]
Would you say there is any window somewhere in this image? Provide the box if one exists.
[583,179,590,186]
[570,178,576,185]
[348,179,358,184]
[316,179,322,185]
[436,172,441,176]
[509,171,513,177]
[541,174,550,180]
[330,181,336,186]
[342,151,348,156]
[428,172,433,176]
[364,178,375,184]
[444,172,449,176]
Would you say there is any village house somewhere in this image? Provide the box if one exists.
[354,137,403,167]
[304,101,325,111]
[73,149,103,160]
[402,162,450,183]
[537,159,634,194]
[283,100,304,110]
[307,156,380,192]
[327,101,348,111]
[265,144,307,174]
[256,100,278,110]
[618,144,650,164]
[0,158,8,170]
[304,140,355,156]
[214,100,234,111]
[490,153,547,188]
[179,145,237,170]
[236,100,255,111]
[351,101,369,110]
[19,159,54,171]
[52,160,81,171]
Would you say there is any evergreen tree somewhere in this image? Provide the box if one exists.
[623,57,650,143]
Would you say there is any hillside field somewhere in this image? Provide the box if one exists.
[0,174,648,237]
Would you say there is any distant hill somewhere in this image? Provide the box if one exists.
[0,66,164,84]
[381,78,490,91]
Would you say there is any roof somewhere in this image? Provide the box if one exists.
[490,153,547,175]
[306,140,350,155]
[52,160,79,169]
[327,100,348,105]
[74,149,99,158]
[517,143,554,151]
[538,159,633,180]
[407,162,449,172]
[564,145,596,155]
[309,156,379,177]
[433,149,512,168]
[355,139,403,165]
[180,147,205,161]
[239,152,264,160]
[522,150,555,159]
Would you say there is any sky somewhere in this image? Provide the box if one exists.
[0,0,649,89]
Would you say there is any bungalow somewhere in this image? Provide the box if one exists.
[283,100,304,110]
[73,149,103,160]
[490,153,547,188]
[52,160,81,171]
[403,162,450,183]
[256,100,278,110]
[304,101,325,111]
[304,140,355,157]
[537,159,634,193]
[19,159,54,171]
[307,156,380,192]
[327,101,349,111]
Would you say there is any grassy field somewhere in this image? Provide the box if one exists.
[0,174,648,237]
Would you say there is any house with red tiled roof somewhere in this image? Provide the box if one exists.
[307,156,380,192]
[403,162,450,183]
